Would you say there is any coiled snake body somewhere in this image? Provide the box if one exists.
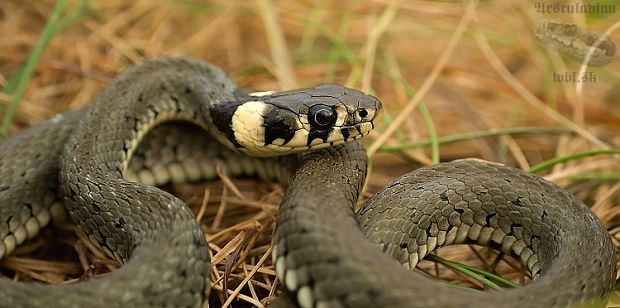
[0,57,614,307]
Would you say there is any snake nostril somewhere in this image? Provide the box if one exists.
[358,109,368,118]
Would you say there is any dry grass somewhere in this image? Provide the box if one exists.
[1,0,619,307]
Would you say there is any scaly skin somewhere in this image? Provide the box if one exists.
[274,144,615,307]
[0,56,614,307]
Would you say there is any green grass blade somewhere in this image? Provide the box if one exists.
[1,0,88,135]
[318,15,357,82]
[568,172,620,181]
[498,102,525,163]
[375,62,440,163]
[529,148,620,173]
[425,254,509,290]
[345,2,398,88]
[379,127,572,152]
[380,50,413,142]
[298,1,332,55]
[415,101,439,164]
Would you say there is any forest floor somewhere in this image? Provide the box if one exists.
[1,1,619,307]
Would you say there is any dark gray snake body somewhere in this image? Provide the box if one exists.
[0,57,614,307]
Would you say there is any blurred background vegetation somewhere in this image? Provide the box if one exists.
[0,0,618,307]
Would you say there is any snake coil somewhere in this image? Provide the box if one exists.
[0,57,614,307]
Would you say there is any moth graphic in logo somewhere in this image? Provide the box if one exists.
[535,20,616,67]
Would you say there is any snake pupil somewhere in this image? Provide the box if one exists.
[358,109,368,118]
[309,104,336,130]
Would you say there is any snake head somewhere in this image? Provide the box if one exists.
[210,83,382,157]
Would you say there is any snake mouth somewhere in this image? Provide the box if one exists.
[297,120,374,152]
[306,127,371,151]
[235,120,375,156]
[339,121,375,140]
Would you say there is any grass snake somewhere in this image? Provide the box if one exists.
[0,57,614,307]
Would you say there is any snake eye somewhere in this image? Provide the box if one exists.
[308,104,337,131]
